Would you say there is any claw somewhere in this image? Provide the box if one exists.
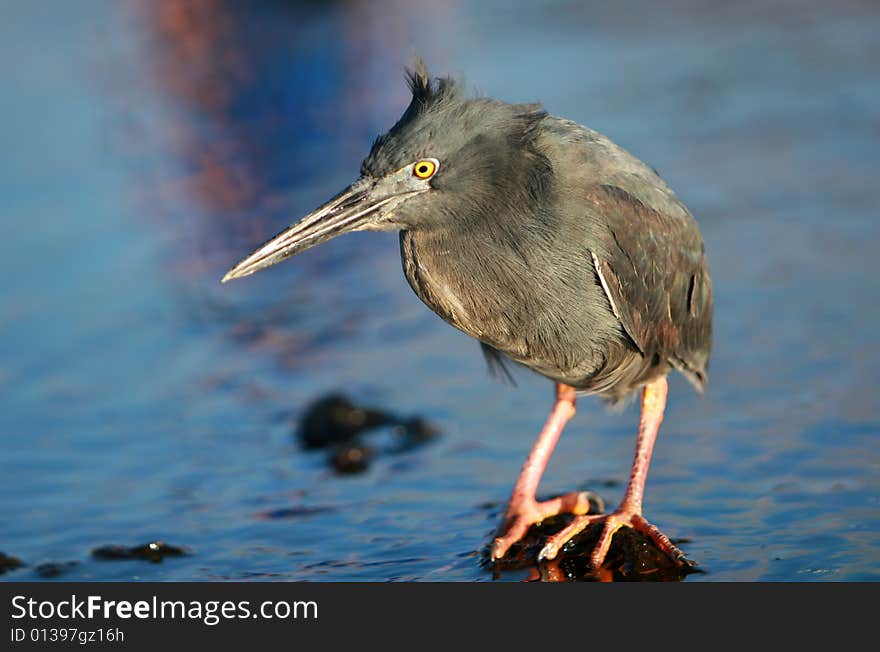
[537,542,556,561]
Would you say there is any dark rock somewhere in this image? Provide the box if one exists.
[390,418,440,452]
[487,507,698,582]
[256,505,336,520]
[296,393,441,474]
[330,443,374,474]
[297,394,391,449]
[91,541,190,564]
[0,552,24,574]
[35,561,79,578]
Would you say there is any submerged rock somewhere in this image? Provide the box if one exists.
[297,394,391,449]
[329,443,374,474]
[91,541,190,564]
[35,561,79,578]
[296,393,439,475]
[0,551,24,575]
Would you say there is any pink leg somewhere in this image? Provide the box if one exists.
[538,376,692,568]
[491,384,601,561]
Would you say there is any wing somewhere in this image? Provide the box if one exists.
[588,184,713,392]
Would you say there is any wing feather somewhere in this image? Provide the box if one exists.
[587,184,712,392]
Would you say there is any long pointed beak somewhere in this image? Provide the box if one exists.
[221,178,406,283]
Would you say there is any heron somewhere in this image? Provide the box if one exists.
[222,59,713,571]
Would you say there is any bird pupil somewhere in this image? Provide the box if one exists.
[419,165,427,174]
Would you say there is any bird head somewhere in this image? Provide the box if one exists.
[222,59,549,283]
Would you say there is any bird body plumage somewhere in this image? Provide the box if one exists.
[392,95,712,402]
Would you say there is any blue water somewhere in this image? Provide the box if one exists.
[1,0,878,581]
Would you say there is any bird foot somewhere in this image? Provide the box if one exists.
[491,490,603,561]
[537,507,694,570]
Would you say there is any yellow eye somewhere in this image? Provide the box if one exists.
[413,159,437,179]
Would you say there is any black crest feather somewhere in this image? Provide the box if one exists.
[404,56,460,114]
[363,58,463,175]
